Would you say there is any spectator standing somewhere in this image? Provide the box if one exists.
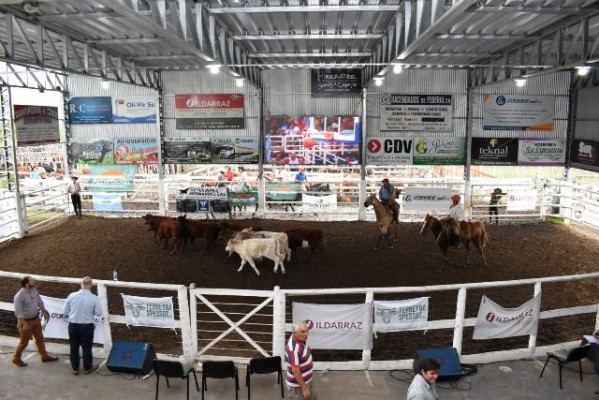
[379,178,399,224]
[62,276,103,375]
[67,175,83,219]
[288,153,301,165]
[489,188,504,225]
[407,358,440,400]
[285,321,317,400]
[225,166,235,181]
[12,276,59,367]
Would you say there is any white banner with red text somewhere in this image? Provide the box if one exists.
[473,293,542,340]
[40,295,104,344]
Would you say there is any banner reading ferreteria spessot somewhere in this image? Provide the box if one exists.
[175,94,244,129]
[373,298,429,334]
[122,294,176,329]
[483,94,555,131]
[13,105,60,145]
[402,187,451,211]
[40,295,104,344]
[380,94,453,131]
[292,302,372,350]
[473,293,542,340]
[89,165,136,192]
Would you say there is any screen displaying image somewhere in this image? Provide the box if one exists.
[264,115,360,165]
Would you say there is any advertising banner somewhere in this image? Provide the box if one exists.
[311,69,362,98]
[301,194,337,210]
[471,138,519,165]
[570,139,599,169]
[483,94,554,131]
[68,97,113,124]
[0,194,18,240]
[89,165,136,192]
[373,298,429,333]
[365,136,413,165]
[292,302,372,350]
[112,95,157,123]
[122,294,176,329]
[92,192,123,212]
[413,137,465,165]
[176,187,227,213]
[211,136,259,164]
[506,189,537,211]
[13,105,60,145]
[266,182,301,201]
[265,115,360,166]
[175,94,244,129]
[582,202,599,226]
[473,293,542,340]
[113,137,159,164]
[380,94,453,131]
[40,295,104,344]
[227,189,258,206]
[402,187,452,211]
[518,138,566,166]
[163,140,211,164]
[71,139,114,164]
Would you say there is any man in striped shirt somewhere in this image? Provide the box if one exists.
[285,321,317,399]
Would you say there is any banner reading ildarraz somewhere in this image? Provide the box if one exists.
[402,187,451,211]
[373,298,429,333]
[380,94,453,131]
[473,293,541,340]
[292,303,372,350]
[122,294,176,329]
[506,189,537,211]
[302,194,337,210]
[40,296,104,344]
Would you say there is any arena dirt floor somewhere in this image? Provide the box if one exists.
[1,216,599,362]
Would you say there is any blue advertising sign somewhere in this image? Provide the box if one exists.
[68,97,112,124]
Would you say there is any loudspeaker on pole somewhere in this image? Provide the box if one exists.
[106,341,156,375]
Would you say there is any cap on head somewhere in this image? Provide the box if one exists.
[494,188,502,193]
[71,176,78,180]
[451,194,461,202]
[382,178,389,183]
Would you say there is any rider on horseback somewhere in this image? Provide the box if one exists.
[444,194,464,248]
[379,178,399,224]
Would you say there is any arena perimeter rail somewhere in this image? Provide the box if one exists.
[2,271,599,370]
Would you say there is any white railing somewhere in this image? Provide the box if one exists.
[191,272,599,370]
[0,271,194,362]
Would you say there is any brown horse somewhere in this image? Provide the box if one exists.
[419,214,488,266]
[363,189,399,249]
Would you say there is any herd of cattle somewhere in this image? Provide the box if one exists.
[141,214,324,276]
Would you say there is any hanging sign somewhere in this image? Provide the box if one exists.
[175,94,244,129]
[13,105,60,145]
[483,94,554,131]
[380,94,453,131]
[311,69,362,98]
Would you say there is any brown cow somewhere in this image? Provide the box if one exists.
[285,228,324,258]
[142,214,174,245]
[175,217,220,254]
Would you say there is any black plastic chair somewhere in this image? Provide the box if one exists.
[246,356,284,400]
[201,360,239,400]
[539,344,591,389]
[153,359,199,400]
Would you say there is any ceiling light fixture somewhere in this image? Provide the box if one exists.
[514,78,526,87]
[23,2,40,14]
[102,79,110,89]
[208,65,220,74]
[235,78,244,87]
[393,64,403,74]
[576,66,591,76]
[374,77,384,86]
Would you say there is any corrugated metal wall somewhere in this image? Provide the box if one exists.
[66,74,158,141]
[365,69,469,138]
[262,69,362,116]
[161,71,260,140]
[470,72,571,139]
[574,86,599,140]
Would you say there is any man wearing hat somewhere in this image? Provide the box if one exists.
[445,194,464,248]
[67,175,82,219]
[489,188,504,225]
[379,178,399,224]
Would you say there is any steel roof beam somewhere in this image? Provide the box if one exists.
[207,5,400,13]
[468,6,597,15]
[232,33,382,40]
[435,33,537,40]
[248,52,371,57]
[89,38,163,45]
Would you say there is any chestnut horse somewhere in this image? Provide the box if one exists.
[419,214,488,266]
[363,189,399,249]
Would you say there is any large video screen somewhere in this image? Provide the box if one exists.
[264,115,361,165]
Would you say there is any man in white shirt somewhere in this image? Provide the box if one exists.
[67,175,82,219]
[446,194,463,248]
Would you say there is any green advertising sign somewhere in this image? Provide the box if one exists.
[266,182,301,201]
[89,165,136,192]
[413,137,465,165]
[227,189,258,206]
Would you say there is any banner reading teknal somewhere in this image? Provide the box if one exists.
[292,302,372,350]
[472,293,541,340]
[175,94,244,130]
[122,294,176,329]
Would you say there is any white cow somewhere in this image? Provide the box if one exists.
[225,238,286,276]
[239,228,292,261]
